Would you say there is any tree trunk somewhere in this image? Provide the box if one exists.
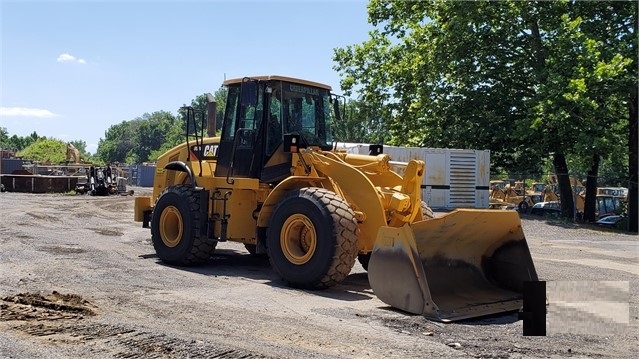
[583,153,599,222]
[553,152,575,219]
[628,87,638,233]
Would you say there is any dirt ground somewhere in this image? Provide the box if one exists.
[0,188,637,358]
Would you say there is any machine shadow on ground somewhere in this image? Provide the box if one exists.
[140,248,376,302]
[374,305,521,326]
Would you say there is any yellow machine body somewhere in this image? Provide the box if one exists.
[134,75,539,321]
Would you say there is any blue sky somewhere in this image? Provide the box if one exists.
[0,0,372,154]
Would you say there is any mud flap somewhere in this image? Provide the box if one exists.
[368,209,538,322]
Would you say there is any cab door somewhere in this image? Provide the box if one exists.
[215,82,264,179]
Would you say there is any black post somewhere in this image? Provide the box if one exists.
[519,280,546,336]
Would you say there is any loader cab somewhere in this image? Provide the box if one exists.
[214,76,336,183]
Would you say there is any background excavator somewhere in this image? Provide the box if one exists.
[134,75,539,322]
[66,143,81,164]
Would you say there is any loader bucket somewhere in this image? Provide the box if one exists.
[368,209,538,322]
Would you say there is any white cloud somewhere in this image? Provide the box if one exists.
[57,53,86,64]
[0,107,60,118]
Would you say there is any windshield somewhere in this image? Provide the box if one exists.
[280,81,333,149]
[223,80,335,152]
[532,183,546,192]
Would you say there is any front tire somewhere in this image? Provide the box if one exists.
[267,188,358,289]
[151,185,216,265]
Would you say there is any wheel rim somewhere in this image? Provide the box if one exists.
[159,205,183,248]
[280,214,317,265]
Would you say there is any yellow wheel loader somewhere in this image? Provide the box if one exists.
[134,75,539,322]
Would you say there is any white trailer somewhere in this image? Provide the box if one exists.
[336,143,490,209]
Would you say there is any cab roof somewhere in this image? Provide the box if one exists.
[222,75,332,91]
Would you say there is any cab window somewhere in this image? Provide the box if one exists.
[281,82,333,148]
[221,84,264,142]
[222,86,240,141]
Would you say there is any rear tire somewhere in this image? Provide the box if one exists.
[267,188,358,289]
[151,185,216,265]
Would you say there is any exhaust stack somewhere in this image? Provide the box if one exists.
[206,93,217,137]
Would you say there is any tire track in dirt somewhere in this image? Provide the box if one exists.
[0,291,271,358]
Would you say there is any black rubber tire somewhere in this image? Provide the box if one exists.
[151,185,217,265]
[267,188,358,289]
[244,243,257,255]
[244,243,268,258]
[518,201,530,213]
[358,200,433,272]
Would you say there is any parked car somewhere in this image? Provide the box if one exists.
[529,201,562,216]
[595,215,623,227]
[595,195,623,219]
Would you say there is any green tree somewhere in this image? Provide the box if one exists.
[133,111,181,162]
[1,131,41,151]
[213,87,228,135]
[332,99,389,144]
[178,88,227,137]
[0,127,8,146]
[334,0,635,222]
[530,2,635,222]
[97,120,142,164]
[18,138,67,163]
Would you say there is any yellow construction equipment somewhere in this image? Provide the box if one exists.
[488,180,536,212]
[134,75,539,321]
[66,143,81,164]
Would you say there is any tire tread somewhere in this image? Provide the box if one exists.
[152,185,216,266]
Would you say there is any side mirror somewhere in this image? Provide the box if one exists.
[369,144,383,155]
[241,80,258,106]
[332,96,342,122]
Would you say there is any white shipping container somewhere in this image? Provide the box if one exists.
[335,143,490,209]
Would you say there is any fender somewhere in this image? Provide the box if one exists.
[256,176,335,227]
[164,161,196,188]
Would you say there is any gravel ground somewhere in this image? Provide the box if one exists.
[0,187,637,358]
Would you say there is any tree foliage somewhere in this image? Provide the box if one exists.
[17,138,67,163]
[1,128,97,163]
[95,90,226,164]
[177,87,227,137]
[134,111,182,162]
[96,120,142,164]
[96,112,180,164]
[333,0,636,222]
[332,99,389,144]
[0,129,42,152]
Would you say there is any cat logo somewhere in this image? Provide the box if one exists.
[190,144,218,159]
[203,144,217,157]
